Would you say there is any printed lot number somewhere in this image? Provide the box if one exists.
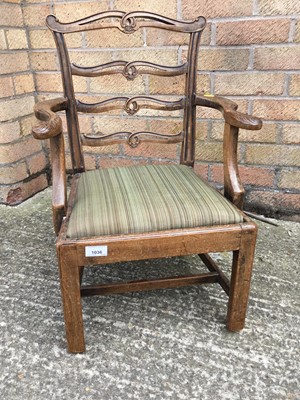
[85,246,108,257]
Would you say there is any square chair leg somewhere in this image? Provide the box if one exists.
[58,245,85,353]
[226,224,257,331]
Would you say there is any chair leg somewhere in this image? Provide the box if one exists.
[226,225,257,331]
[79,266,85,284]
[58,245,85,353]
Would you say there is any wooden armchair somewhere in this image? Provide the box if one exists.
[32,11,262,353]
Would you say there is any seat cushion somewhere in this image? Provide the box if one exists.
[66,164,243,238]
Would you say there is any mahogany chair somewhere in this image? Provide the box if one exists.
[32,11,262,352]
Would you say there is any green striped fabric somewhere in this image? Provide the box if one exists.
[66,164,243,238]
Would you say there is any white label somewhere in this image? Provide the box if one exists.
[85,246,108,257]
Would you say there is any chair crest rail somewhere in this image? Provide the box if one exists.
[46,12,206,34]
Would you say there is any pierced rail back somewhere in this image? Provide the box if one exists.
[46,11,206,171]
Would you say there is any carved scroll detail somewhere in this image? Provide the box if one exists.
[124,98,139,115]
[120,14,137,33]
[82,130,184,147]
[76,96,185,114]
[32,97,68,140]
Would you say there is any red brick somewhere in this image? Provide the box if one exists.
[254,47,300,70]
[35,73,87,94]
[20,114,37,137]
[149,120,182,135]
[0,136,42,164]
[214,73,284,96]
[253,99,300,121]
[0,52,30,74]
[35,73,62,93]
[92,116,148,137]
[197,48,249,71]
[23,4,51,27]
[53,2,108,23]
[196,121,209,141]
[132,103,182,119]
[282,124,300,144]
[146,23,211,46]
[27,152,48,175]
[210,164,274,187]
[29,29,56,49]
[124,142,178,160]
[29,51,57,71]
[211,121,277,143]
[65,152,72,171]
[82,153,98,170]
[257,0,300,15]
[6,28,28,49]
[240,123,278,143]
[68,51,111,67]
[86,29,144,49]
[77,115,92,134]
[0,121,21,144]
[0,77,14,98]
[216,19,290,45]
[0,30,6,50]
[25,0,52,2]
[0,162,28,184]
[289,74,300,96]
[65,33,85,49]
[90,75,145,95]
[13,74,35,95]
[245,144,300,167]
[82,144,120,156]
[182,0,253,19]
[0,3,23,27]
[195,141,224,163]
[113,0,177,19]
[0,96,35,122]
[295,21,300,43]
[149,74,209,96]
[6,174,48,205]
[194,163,209,179]
[279,170,300,190]
[146,29,190,47]
[117,48,178,65]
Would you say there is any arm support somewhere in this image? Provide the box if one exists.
[195,94,262,130]
[195,94,263,209]
[32,98,68,234]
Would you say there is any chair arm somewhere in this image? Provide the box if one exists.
[32,98,68,234]
[195,94,263,209]
[195,94,262,130]
[32,97,68,140]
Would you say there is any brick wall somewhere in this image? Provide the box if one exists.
[0,0,48,205]
[0,0,299,219]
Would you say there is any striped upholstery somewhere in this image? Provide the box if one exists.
[66,164,243,238]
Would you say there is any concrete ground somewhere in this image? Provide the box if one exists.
[0,188,299,400]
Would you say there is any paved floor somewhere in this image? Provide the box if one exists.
[0,189,299,400]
